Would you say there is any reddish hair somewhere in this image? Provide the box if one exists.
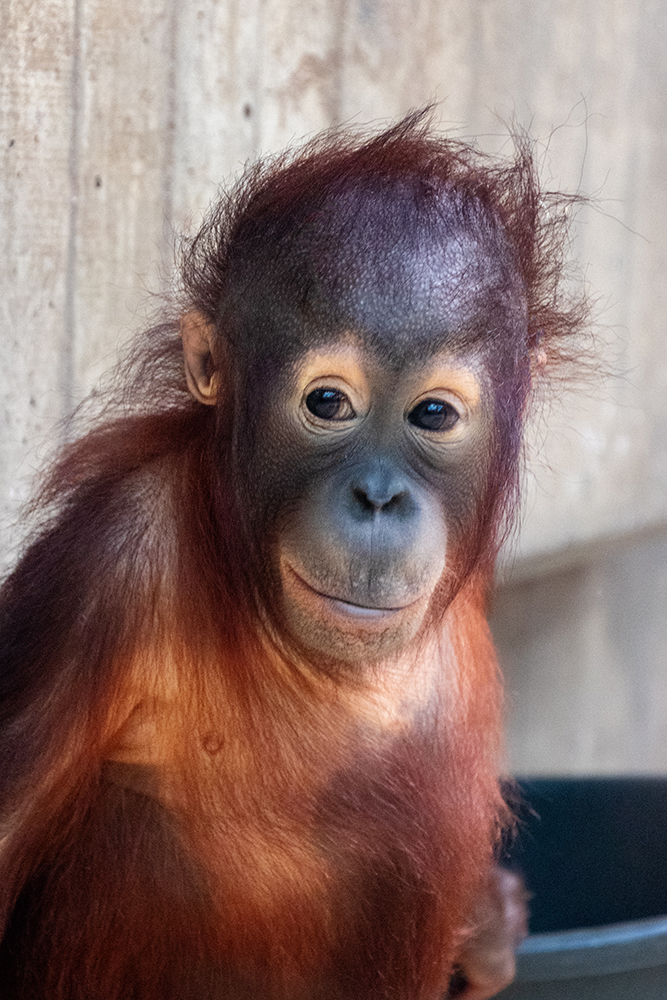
[0,110,585,997]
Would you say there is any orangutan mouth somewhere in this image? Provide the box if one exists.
[284,563,417,621]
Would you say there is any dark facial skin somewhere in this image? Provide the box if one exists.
[275,335,491,664]
[240,220,521,666]
[183,215,524,668]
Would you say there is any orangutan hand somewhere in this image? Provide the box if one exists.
[448,867,529,999]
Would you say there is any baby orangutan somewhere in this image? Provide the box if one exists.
[0,111,583,999]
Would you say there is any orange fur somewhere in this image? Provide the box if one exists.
[0,496,505,998]
[0,112,586,997]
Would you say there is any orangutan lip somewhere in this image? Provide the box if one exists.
[286,565,412,618]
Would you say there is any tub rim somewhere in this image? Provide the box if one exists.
[515,915,667,982]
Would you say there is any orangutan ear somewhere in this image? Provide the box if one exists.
[532,347,548,373]
[180,311,219,405]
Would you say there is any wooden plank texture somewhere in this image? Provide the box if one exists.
[73,0,176,396]
[2,0,667,570]
[170,0,262,232]
[0,0,77,565]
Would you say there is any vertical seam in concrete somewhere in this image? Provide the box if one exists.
[327,0,347,126]
[254,0,265,153]
[62,0,83,425]
[463,0,483,133]
[163,0,179,237]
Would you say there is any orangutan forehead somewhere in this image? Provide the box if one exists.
[228,178,527,364]
[300,183,525,351]
[327,237,520,341]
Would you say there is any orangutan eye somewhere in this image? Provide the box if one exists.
[408,398,460,432]
[305,388,356,421]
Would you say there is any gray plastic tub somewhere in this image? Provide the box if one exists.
[496,778,667,999]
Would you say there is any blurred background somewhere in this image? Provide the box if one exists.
[1,0,666,775]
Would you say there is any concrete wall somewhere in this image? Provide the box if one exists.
[2,0,666,773]
[492,527,667,774]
